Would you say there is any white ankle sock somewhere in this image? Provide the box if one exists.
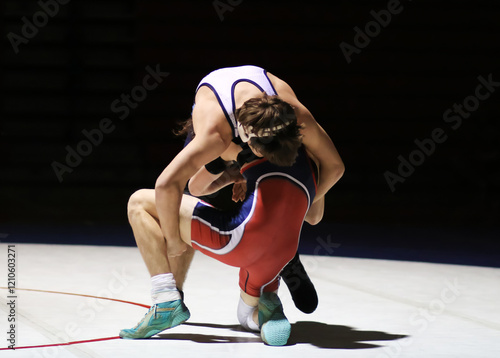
[246,313,260,331]
[237,297,260,332]
[151,273,181,304]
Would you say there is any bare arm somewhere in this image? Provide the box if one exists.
[305,196,325,225]
[303,150,325,224]
[188,139,245,197]
[268,73,345,202]
[189,162,244,197]
[155,126,231,256]
[298,105,345,202]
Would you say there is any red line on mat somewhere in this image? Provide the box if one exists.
[0,336,120,351]
[0,286,149,308]
[0,287,149,350]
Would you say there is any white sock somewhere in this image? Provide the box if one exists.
[237,297,260,332]
[246,313,260,331]
[151,273,181,304]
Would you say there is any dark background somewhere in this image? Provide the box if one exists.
[1,0,499,266]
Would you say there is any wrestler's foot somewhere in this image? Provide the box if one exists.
[258,292,291,346]
[119,300,190,339]
[280,252,318,314]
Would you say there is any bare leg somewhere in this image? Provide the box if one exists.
[170,246,195,290]
[127,189,198,286]
[120,190,201,339]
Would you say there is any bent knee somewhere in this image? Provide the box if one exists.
[127,189,154,219]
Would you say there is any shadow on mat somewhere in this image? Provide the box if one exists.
[155,321,407,349]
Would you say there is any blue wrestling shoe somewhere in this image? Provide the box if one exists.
[258,292,291,346]
[119,299,190,339]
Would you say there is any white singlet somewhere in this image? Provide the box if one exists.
[196,65,278,138]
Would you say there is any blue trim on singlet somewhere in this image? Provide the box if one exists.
[193,193,255,233]
[192,147,316,234]
[263,70,278,96]
[196,83,236,136]
[231,79,266,116]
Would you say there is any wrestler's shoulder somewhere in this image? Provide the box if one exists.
[193,88,232,137]
[266,72,302,105]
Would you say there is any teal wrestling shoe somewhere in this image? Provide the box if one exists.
[119,300,190,339]
[258,292,291,346]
